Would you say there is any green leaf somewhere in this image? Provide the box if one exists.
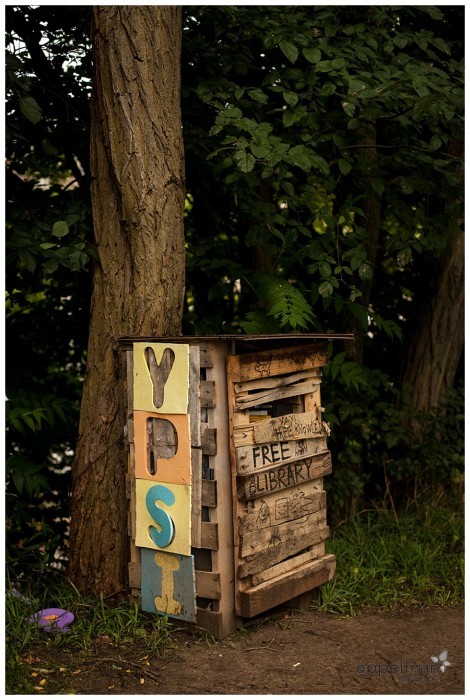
[235,150,256,173]
[283,91,299,107]
[318,281,333,298]
[288,145,311,171]
[339,159,352,176]
[19,96,42,124]
[303,47,321,64]
[52,221,69,238]
[247,88,268,103]
[282,110,297,127]
[358,262,373,281]
[332,57,345,69]
[279,40,299,64]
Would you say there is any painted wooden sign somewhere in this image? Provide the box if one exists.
[135,479,191,556]
[235,436,328,474]
[133,342,190,414]
[134,411,191,485]
[236,451,332,501]
[233,409,330,448]
[141,548,197,622]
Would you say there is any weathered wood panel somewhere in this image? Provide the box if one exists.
[236,436,328,474]
[233,409,329,448]
[228,342,328,383]
[189,346,201,448]
[239,554,336,618]
[195,571,221,600]
[201,479,217,508]
[251,546,324,586]
[191,447,202,548]
[234,379,321,411]
[238,518,329,578]
[236,452,332,501]
[234,368,321,394]
[238,483,326,536]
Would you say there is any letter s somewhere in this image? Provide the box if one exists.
[146,484,175,548]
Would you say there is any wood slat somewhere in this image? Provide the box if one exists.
[235,380,321,411]
[228,342,328,383]
[238,522,330,578]
[189,346,201,447]
[200,380,215,408]
[236,452,332,501]
[200,521,218,550]
[251,546,324,586]
[239,554,336,618]
[238,485,326,536]
[191,447,202,548]
[201,479,217,508]
[234,368,321,394]
[236,436,328,475]
[196,571,221,600]
[233,409,329,447]
[239,508,327,559]
[201,427,217,455]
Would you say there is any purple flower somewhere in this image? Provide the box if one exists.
[28,608,74,633]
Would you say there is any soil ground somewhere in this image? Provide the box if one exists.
[26,605,464,695]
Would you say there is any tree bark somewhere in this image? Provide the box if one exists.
[400,228,464,413]
[400,135,464,414]
[68,6,185,595]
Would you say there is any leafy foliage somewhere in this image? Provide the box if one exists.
[5,6,464,576]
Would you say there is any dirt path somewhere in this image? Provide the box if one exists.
[33,606,464,695]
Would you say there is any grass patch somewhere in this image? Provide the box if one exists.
[5,574,174,694]
[314,501,464,616]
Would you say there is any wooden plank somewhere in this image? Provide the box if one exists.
[201,427,217,455]
[189,346,201,448]
[236,452,332,501]
[238,521,330,578]
[239,554,336,618]
[196,571,221,600]
[238,484,326,536]
[200,380,215,408]
[251,546,324,586]
[200,521,218,550]
[235,380,321,411]
[191,447,202,549]
[205,343,238,636]
[201,479,217,508]
[233,409,329,447]
[239,507,327,559]
[196,608,237,639]
[228,342,328,383]
[129,560,141,589]
[234,368,321,394]
[236,436,328,474]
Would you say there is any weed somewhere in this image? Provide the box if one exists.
[313,500,464,616]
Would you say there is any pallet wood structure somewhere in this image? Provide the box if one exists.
[119,334,350,638]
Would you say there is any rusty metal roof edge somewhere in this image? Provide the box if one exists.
[117,333,354,343]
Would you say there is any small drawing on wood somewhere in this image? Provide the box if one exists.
[141,548,197,622]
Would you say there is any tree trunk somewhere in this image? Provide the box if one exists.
[400,135,464,414]
[400,228,464,413]
[68,6,185,595]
